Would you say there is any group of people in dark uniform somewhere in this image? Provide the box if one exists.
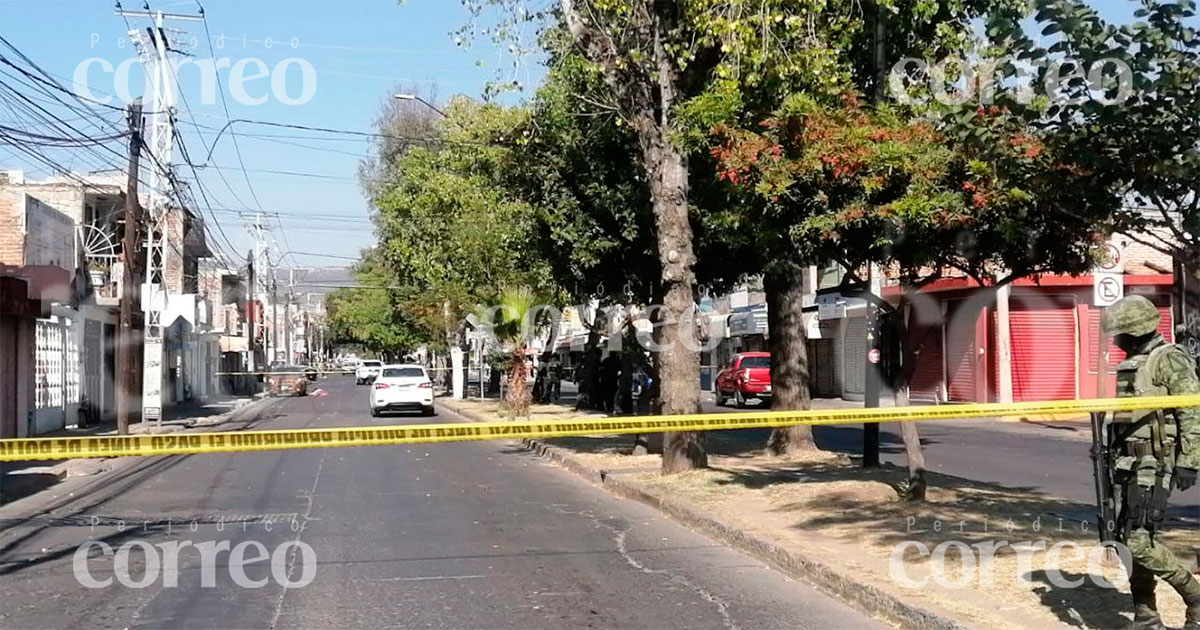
[531,346,652,413]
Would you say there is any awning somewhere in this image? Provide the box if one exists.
[729,306,768,337]
[220,334,249,352]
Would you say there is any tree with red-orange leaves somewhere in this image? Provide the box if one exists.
[715,92,1114,292]
[712,92,1116,499]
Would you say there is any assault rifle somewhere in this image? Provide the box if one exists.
[1090,410,1118,544]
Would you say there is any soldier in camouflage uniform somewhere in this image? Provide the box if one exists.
[1102,295,1200,630]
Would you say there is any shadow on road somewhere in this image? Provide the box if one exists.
[0,399,289,567]
[1026,569,1131,629]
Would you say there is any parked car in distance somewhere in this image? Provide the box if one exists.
[355,360,383,385]
[294,365,319,381]
[370,365,435,417]
[265,365,309,397]
[715,352,772,407]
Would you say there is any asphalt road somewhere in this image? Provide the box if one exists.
[695,393,1200,520]
[0,377,881,630]
[552,380,1197,516]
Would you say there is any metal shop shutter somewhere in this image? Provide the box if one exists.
[1086,299,1174,400]
[842,316,867,397]
[809,338,838,398]
[945,302,982,402]
[907,320,944,403]
[1086,300,1174,369]
[1010,298,1077,402]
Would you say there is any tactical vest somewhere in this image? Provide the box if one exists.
[1112,343,1184,485]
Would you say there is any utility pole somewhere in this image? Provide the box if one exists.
[245,213,270,370]
[117,99,143,436]
[303,310,310,364]
[862,264,882,467]
[285,267,294,364]
[120,4,202,426]
[245,249,256,375]
[862,1,888,467]
[270,276,278,365]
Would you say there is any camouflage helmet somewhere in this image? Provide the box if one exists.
[1101,295,1160,337]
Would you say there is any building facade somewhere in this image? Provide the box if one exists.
[0,169,222,431]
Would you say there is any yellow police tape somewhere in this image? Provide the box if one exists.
[3,395,1199,463]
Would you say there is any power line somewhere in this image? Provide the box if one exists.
[281,251,362,261]
[0,37,128,141]
[0,124,128,146]
[207,207,371,220]
[200,118,468,162]
[0,52,167,114]
[201,12,271,244]
[0,39,136,177]
[195,164,358,181]
[174,125,239,264]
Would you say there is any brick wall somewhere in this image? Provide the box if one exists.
[162,209,185,294]
[0,191,25,265]
[197,266,225,330]
[1117,229,1175,274]
[8,184,86,222]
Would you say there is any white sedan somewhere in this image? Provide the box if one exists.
[355,360,383,385]
[370,365,435,417]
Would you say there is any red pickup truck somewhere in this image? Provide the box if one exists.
[715,352,772,407]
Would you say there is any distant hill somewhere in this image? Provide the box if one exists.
[283,266,358,313]
[289,266,357,295]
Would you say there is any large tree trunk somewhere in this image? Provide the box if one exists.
[647,137,704,473]
[560,0,703,472]
[764,265,817,455]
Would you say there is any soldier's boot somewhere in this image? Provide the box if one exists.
[1128,561,1163,630]
[1180,577,1200,630]
[1126,605,1165,630]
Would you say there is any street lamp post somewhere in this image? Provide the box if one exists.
[394,93,447,118]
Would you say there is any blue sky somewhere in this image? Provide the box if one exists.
[0,0,539,269]
[0,0,1162,272]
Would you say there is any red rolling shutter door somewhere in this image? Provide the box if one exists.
[1086,302,1174,369]
[1010,300,1077,401]
[908,321,943,402]
[945,303,979,402]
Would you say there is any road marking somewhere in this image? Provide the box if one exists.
[378,574,488,582]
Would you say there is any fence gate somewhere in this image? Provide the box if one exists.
[34,316,81,434]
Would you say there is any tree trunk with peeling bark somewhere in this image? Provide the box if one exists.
[764,266,817,455]
[559,0,705,472]
[648,138,704,472]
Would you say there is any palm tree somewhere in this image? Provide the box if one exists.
[478,287,549,418]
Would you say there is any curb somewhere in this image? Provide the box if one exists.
[443,400,968,630]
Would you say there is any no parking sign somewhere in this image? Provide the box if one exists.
[1093,243,1124,307]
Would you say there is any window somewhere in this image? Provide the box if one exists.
[362,361,382,367]
[382,367,425,378]
[740,356,770,368]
